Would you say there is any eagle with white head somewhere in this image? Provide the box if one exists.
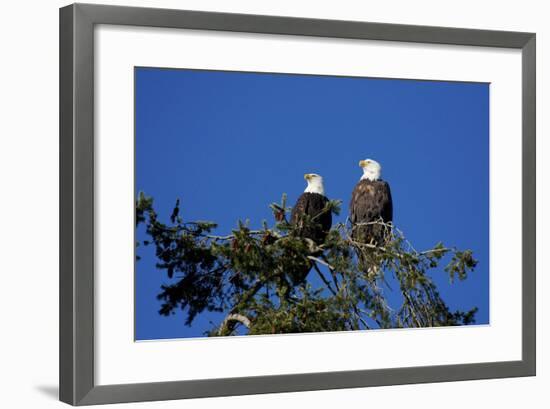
[350,159,393,246]
[290,173,332,245]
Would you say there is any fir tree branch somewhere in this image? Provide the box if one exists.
[136,192,479,335]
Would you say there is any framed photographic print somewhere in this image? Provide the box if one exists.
[59,3,536,406]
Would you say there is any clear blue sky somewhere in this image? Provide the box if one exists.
[135,67,489,340]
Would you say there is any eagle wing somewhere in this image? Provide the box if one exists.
[290,192,332,245]
[350,180,393,244]
[288,192,332,284]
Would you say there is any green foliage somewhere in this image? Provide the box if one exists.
[136,192,479,336]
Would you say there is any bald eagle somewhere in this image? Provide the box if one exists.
[290,173,332,245]
[350,159,393,246]
[286,173,332,286]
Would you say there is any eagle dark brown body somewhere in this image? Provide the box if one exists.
[290,192,332,245]
[350,179,393,246]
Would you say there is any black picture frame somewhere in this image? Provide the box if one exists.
[60,3,536,406]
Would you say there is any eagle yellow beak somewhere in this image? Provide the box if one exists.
[359,160,368,168]
[304,173,311,180]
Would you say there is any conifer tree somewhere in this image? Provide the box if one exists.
[136,192,478,336]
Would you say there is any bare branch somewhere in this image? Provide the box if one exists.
[312,262,337,296]
[218,313,252,335]
[307,255,334,270]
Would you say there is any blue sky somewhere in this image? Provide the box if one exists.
[135,67,489,340]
